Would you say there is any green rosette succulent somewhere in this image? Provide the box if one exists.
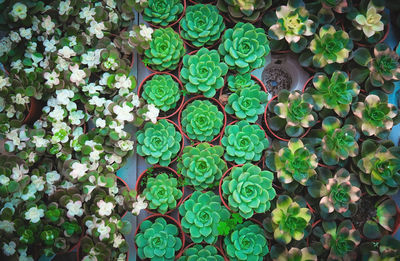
[310,71,360,117]
[179,191,231,244]
[264,195,312,245]
[308,168,361,218]
[216,0,272,23]
[270,245,317,261]
[181,99,224,142]
[218,22,270,74]
[143,27,186,71]
[142,173,183,214]
[225,84,268,123]
[177,143,227,191]
[360,235,400,260]
[142,74,181,112]
[180,48,228,97]
[136,119,182,166]
[222,163,276,219]
[135,217,182,261]
[356,139,400,196]
[352,93,398,139]
[224,220,269,261]
[143,0,183,27]
[221,120,269,164]
[270,90,318,138]
[227,73,256,92]
[180,4,225,48]
[352,2,385,39]
[177,244,224,261]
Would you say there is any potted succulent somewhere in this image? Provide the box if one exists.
[359,235,400,259]
[142,0,185,28]
[113,24,153,57]
[216,0,272,23]
[269,245,318,260]
[177,243,225,261]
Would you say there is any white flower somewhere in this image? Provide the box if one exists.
[10,3,27,21]
[79,6,96,23]
[117,253,126,261]
[31,175,45,191]
[89,96,106,107]
[42,16,55,34]
[144,104,159,124]
[59,0,72,15]
[97,222,111,241]
[70,162,88,179]
[49,106,65,121]
[96,118,106,128]
[131,93,141,107]
[89,150,101,162]
[2,241,16,256]
[0,221,15,233]
[109,11,119,24]
[113,103,134,123]
[44,71,60,87]
[9,31,21,43]
[28,152,36,163]
[19,28,32,40]
[97,200,114,216]
[117,140,134,152]
[32,135,50,148]
[106,0,116,8]
[103,57,118,70]
[61,180,74,189]
[132,195,148,215]
[139,24,153,41]
[82,83,103,94]
[69,110,85,125]
[99,72,111,86]
[113,234,124,248]
[56,57,70,71]
[68,36,77,47]
[66,201,84,218]
[82,49,102,68]
[58,46,76,59]
[106,154,122,164]
[69,64,86,86]
[11,164,28,182]
[25,207,44,223]
[46,171,60,184]
[31,16,40,31]
[0,37,12,57]
[12,93,29,105]
[114,75,132,90]
[0,175,10,186]
[11,59,23,71]
[0,76,11,91]
[21,184,38,201]
[89,21,106,39]
[43,37,58,53]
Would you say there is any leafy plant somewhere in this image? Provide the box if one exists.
[216,0,272,23]
[359,235,400,260]
[270,245,317,261]
[143,0,184,27]
[177,244,224,261]
[227,73,256,92]
[217,213,243,236]
[352,1,385,39]
[114,24,153,56]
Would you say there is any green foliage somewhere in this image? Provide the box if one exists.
[216,0,272,23]
[177,244,224,261]
[270,245,318,261]
[227,73,256,92]
[217,213,243,236]
[143,0,183,27]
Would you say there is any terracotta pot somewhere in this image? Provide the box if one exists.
[137,72,185,119]
[135,165,185,215]
[76,236,130,261]
[301,76,314,93]
[145,0,187,28]
[175,242,226,260]
[178,95,227,143]
[218,164,243,213]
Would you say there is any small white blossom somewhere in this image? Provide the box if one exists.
[96,118,106,128]
[28,152,36,163]
[97,222,111,241]
[89,96,106,107]
[144,104,159,124]
[56,57,70,71]
[32,135,50,148]
[132,195,148,215]
[0,76,11,91]
[69,64,86,86]
[0,175,10,186]
[82,83,103,94]
[56,89,74,105]
[139,24,153,41]
[113,234,124,248]
[11,93,29,105]
[43,37,58,53]
[0,221,15,233]
[117,140,134,152]
[44,71,60,87]
[59,0,72,15]
[31,175,45,191]
[69,110,85,125]
[114,75,132,90]
[46,171,60,184]
[113,103,134,123]
[2,241,16,256]
[81,49,102,68]
[41,16,55,34]
[19,28,32,40]
[49,106,65,121]
[97,200,114,216]
[58,46,76,59]
[89,21,106,39]
[79,6,96,23]
[25,207,44,223]
[66,201,84,218]
[10,3,27,21]
[70,162,88,179]
[11,164,28,182]
[11,60,23,71]
[9,31,21,43]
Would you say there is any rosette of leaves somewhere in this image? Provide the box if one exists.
[177,143,227,191]
[263,195,312,245]
[180,48,228,97]
[222,163,276,219]
[136,119,182,166]
[221,120,269,164]
[135,217,182,261]
[265,139,317,192]
[143,27,186,71]
[352,93,398,139]
[142,173,183,214]
[225,84,268,123]
[218,22,270,74]
[142,74,181,112]
[352,43,400,93]
[309,71,360,117]
[359,235,400,260]
[270,90,318,138]
[216,0,271,23]
[356,139,400,196]
[311,0,348,25]
[114,24,152,56]
[308,168,361,218]
[181,99,224,142]
[270,245,317,261]
[179,4,225,48]
[179,191,231,244]
[227,73,256,92]
[143,0,184,27]
[177,244,224,261]
[223,220,269,261]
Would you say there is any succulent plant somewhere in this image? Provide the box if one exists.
[352,2,385,38]
[114,24,152,56]
[264,195,312,245]
[181,99,224,142]
[308,168,361,218]
[352,93,398,139]
[225,84,268,123]
[227,73,256,92]
[143,27,186,71]
[136,119,182,166]
[179,191,231,244]
[356,139,400,196]
[309,71,360,117]
[135,217,182,261]
[360,235,400,260]
[177,143,227,191]
[142,173,183,214]
[141,74,181,112]
[224,220,269,261]
[222,163,276,219]
[179,4,225,48]
[180,48,228,97]
[143,0,184,27]
[221,120,269,164]
[269,90,318,138]
[218,22,270,74]
[177,244,224,261]
[270,245,317,261]
[216,0,272,23]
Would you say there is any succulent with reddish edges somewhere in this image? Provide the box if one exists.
[216,0,272,23]
[143,0,184,27]
[269,245,317,261]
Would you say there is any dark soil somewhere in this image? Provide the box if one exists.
[262,67,292,96]
[352,194,379,231]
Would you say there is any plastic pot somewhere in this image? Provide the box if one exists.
[145,0,187,29]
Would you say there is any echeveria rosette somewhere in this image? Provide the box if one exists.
[142,74,181,112]
[227,73,256,92]
[136,119,182,166]
[224,220,269,261]
[135,217,182,261]
[360,235,400,260]
[222,163,276,219]
[356,139,400,196]
[177,244,224,261]
[225,85,268,123]
[353,4,384,38]
[272,90,318,138]
[218,22,270,74]
[143,0,184,27]
[142,173,183,214]
[310,71,360,117]
[221,120,269,165]
[270,245,317,261]
[143,27,186,72]
[179,191,231,244]
[180,4,225,48]
[177,143,227,191]
[180,48,228,97]
[216,0,271,23]
[181,99,224,142]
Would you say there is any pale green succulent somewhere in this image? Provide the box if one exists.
[353,4,384,38]
[177,244,224,261]
[227,73,256,92]
[143,0,184,27]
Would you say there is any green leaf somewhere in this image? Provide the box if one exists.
[353,48,372,66]
[363,220,381,239]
